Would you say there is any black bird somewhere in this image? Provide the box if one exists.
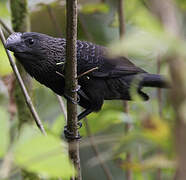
[5,32,168,120]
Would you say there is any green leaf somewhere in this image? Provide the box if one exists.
[80,107,123,136]
[109,29,186,59]
[81,3,109,14]
[51,115,65,136]
[0,44,12,76]
[0,2,9,18]
[0,107,10,158]
[109,0,186,59]
[14,126,75,179]
[120,155,175,172]
[125,0,163,33]
[0,79,9,105]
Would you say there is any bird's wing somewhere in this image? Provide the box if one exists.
[77,41,146,78]
[92,56,147,77]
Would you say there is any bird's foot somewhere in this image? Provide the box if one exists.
[71,85,81,93]
[64,125,82,141]
[64,94,80,104]
[64,85,81,104]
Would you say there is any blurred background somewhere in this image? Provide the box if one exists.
[0,0,186,179]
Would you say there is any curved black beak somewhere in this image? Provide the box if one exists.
[5,32,22,52]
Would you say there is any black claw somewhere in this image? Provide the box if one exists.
[64,126,82,141]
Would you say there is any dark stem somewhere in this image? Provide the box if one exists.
[56,95,67,123]
[118,0,125,38]
[78,14,93,42]
[118,0,132,179]
[84,118,113,180]
[46,4,63,37]
[0,19,13,34]
[65,0,82,180]
[0,28,46,135]
[157,56,162,180]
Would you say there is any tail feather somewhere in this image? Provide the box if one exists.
[140,74,169,88]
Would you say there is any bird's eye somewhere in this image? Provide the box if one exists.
[25,38,35,46]
[28,38,34,45]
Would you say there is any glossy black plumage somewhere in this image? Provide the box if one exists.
[5,32,168,120]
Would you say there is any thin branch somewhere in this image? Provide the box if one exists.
[0,151,13,178]
[78,14,93,42]
[0,27,46,136]
[156,56,162,180]
[157,56,163,116]
[57,67,98,80]
[65,0,82,179]
[118,0,132,179]
[56,95,67,123]
[84,118,113,180]
[77,67,98,79]
[118,0,125,37]
[56,62,65,65]
[56,71,65,78]
[0,19,13,35]
[46,4,63,37]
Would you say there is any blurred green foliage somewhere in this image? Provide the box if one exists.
[0,1,9,18]
[0,108,10,158]
[14,126,74,179]
[0,1,12,76]
[81,3,109,14]
[0,0,185,179]
[0,44,12,76]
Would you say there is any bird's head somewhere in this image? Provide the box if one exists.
[5,32,65,63]
[6,32,47,54]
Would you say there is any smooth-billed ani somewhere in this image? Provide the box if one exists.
[5,32,168,120]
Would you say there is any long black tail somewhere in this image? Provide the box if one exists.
[140,73,169,88]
